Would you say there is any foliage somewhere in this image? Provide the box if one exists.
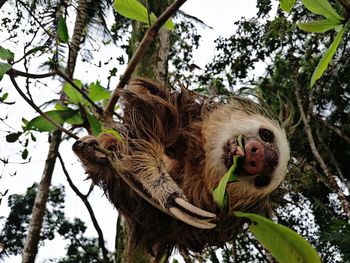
[1,0,350,262]
[235,212,320,263]
[0,184,65,258]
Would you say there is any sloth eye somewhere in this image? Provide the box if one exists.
[259,128,274,142]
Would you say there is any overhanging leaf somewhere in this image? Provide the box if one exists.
[165,18,175,30]
[0,62,11,81]
[301,0,344,20]
[102,128,123,142]
[26,109,78,132]
[57,16,69,43]
[280,0,296,13]
[235,212,321,263]
[88,81,111,102]
[0,46,14,61]
[86,113,102,136]
[310,23,347,87]
[114,0,157,25]
[213,155,239,210]
[63,80,84,104]
[297,18,341,33]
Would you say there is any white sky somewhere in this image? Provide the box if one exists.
[0,1,264,262]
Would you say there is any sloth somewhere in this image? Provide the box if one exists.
[72,77,290,259]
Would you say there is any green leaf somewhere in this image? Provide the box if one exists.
[6,132,22,143]
[301,0,344,20]
[57,16,69,43]
[114,0,157,25]
[310,23,347,87]
[21,148,29,160]
[102,128,123,142]
[280,0,296,13]
[213,155,239,210]
[0,46,14,61]
[63,80,84,104]
[165,18,175,30]
[86,113,102,136]
[65,112,84,125]
[26,109,77,132]
[0,92,8,102]
[0,62,11,81]
[22,118,29,125]
[235,212,321,263]
[88,81,111,102]
[297,18,341,33]
[53,105,84,125]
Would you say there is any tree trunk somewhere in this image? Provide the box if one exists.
[21,131,61,263]
[128,0,172,85]
[118,1,173,262]
[21,1,89,262]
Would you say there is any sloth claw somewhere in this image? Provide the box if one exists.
[169,207,216,229]
[174,198,216,218]
[167,197,216,229]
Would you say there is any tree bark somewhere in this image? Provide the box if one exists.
[21,131,61,263]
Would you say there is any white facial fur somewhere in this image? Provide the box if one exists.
[202,102,290,199]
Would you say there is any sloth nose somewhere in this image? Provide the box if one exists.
[242,140,264,175]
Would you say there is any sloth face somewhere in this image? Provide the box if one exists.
[202,102,290,205]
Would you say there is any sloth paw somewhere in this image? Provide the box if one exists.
[72,134,119,163]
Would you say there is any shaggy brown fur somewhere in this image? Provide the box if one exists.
[72,77,290,260]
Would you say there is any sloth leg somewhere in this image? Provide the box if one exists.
[130,143,216,229]
[73,134,216,229]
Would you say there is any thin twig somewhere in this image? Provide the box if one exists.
[295,86,350,219]
[103,0,187,119]
[57,153,109,261]
[9,72,79,140]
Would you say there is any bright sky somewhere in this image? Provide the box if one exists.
[0,1,263,262]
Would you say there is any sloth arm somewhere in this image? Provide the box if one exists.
[73,134,216,229]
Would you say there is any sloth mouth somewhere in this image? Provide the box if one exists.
[222,136,245,170]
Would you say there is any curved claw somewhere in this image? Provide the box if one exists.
[175,198,216,218]
[169,207,216,229]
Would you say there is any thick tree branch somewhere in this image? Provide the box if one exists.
[103,0,187,120]
[295,87,350,219]
[9,72,79,140]
[57,153,109,261]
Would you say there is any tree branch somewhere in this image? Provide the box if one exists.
[57,153,109,261]
[103,0,187,120]
[9,72,79,140]
[10,69,56,79]
[295,86,350,219]
[315,114,350,144]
